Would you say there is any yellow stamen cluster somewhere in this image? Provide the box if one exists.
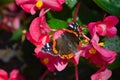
[98,42,104,47]
[43,58,49,64]
[84,39,89,44]
[79,41,83,47]
[89,48,96,55]
[35,0,43,8]
[99,78,102,80]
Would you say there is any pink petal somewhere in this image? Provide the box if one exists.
[29,17,44,42]
[54,57,68,71]
[104,16,119,28]
[9,69,25,80]
[21,4,35,14]
[34,34,50,53]
[96,23,107,36]
[89,54,106,66]
[91,32,99,44]
[38,53,55,72]
[13,17,20,30]
[16,0,35,5]
[29,17,42,42]
[71,51,82,64]
[43,0,63,11]
[88,22,96,37]
[57,0,66,4]
[26,32,38,45]
[92,42,117,64]
[107,27,117,38]
[0,69,8,80]
[7,3,17,11]
[91,68,112,80]
[53,30,65,40]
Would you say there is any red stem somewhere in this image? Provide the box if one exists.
[75,65,79,80]
[39,69,49,80]
[73,1,81,22]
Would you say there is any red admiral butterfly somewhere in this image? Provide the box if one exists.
[42,22,81,59]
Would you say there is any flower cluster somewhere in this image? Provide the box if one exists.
[0,3,24,32]
[16,0,119,80]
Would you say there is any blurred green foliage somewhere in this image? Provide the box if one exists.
[93,0,120,17]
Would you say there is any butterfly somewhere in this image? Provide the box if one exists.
[41,22,81,59]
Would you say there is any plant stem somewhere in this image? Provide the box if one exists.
[75,65,79,80]
[39,69,49,80]
[73,0,81,22]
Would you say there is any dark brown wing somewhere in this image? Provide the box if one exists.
[55,31,80,56]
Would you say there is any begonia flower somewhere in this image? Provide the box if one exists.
[0,69,25,80]
[29,9,50,42]
[27,9,51,54]
[36,52,68,72]
[81,33,116,66]
[88,16,119,38]
[16,0,65,15]
[91,67,112,80]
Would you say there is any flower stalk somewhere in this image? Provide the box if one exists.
[75,65,79,80]
[39,69,49,80]
[73,0,81,22]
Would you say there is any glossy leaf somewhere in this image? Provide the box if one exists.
[10,27,22,41]
[65,0,77,8]
[48,19,67,29]
[103,36,120,53]
[93,0,120,17]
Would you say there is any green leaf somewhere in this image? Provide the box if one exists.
[0,0,14,5]
[82,28,89,35]
[103,36,120,53]
[93,0,120,17]
[48,19,67,29]
[65,0,77,8]
[10,27,22,41]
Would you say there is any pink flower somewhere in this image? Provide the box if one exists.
[16,0,65,14]
[81,33,116,66]
[29,9,50,43]
[36,52,68,72]
[88,16,119,38]
[0,69,25,80]
[91,67,112,80]
[27,9,51,53]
